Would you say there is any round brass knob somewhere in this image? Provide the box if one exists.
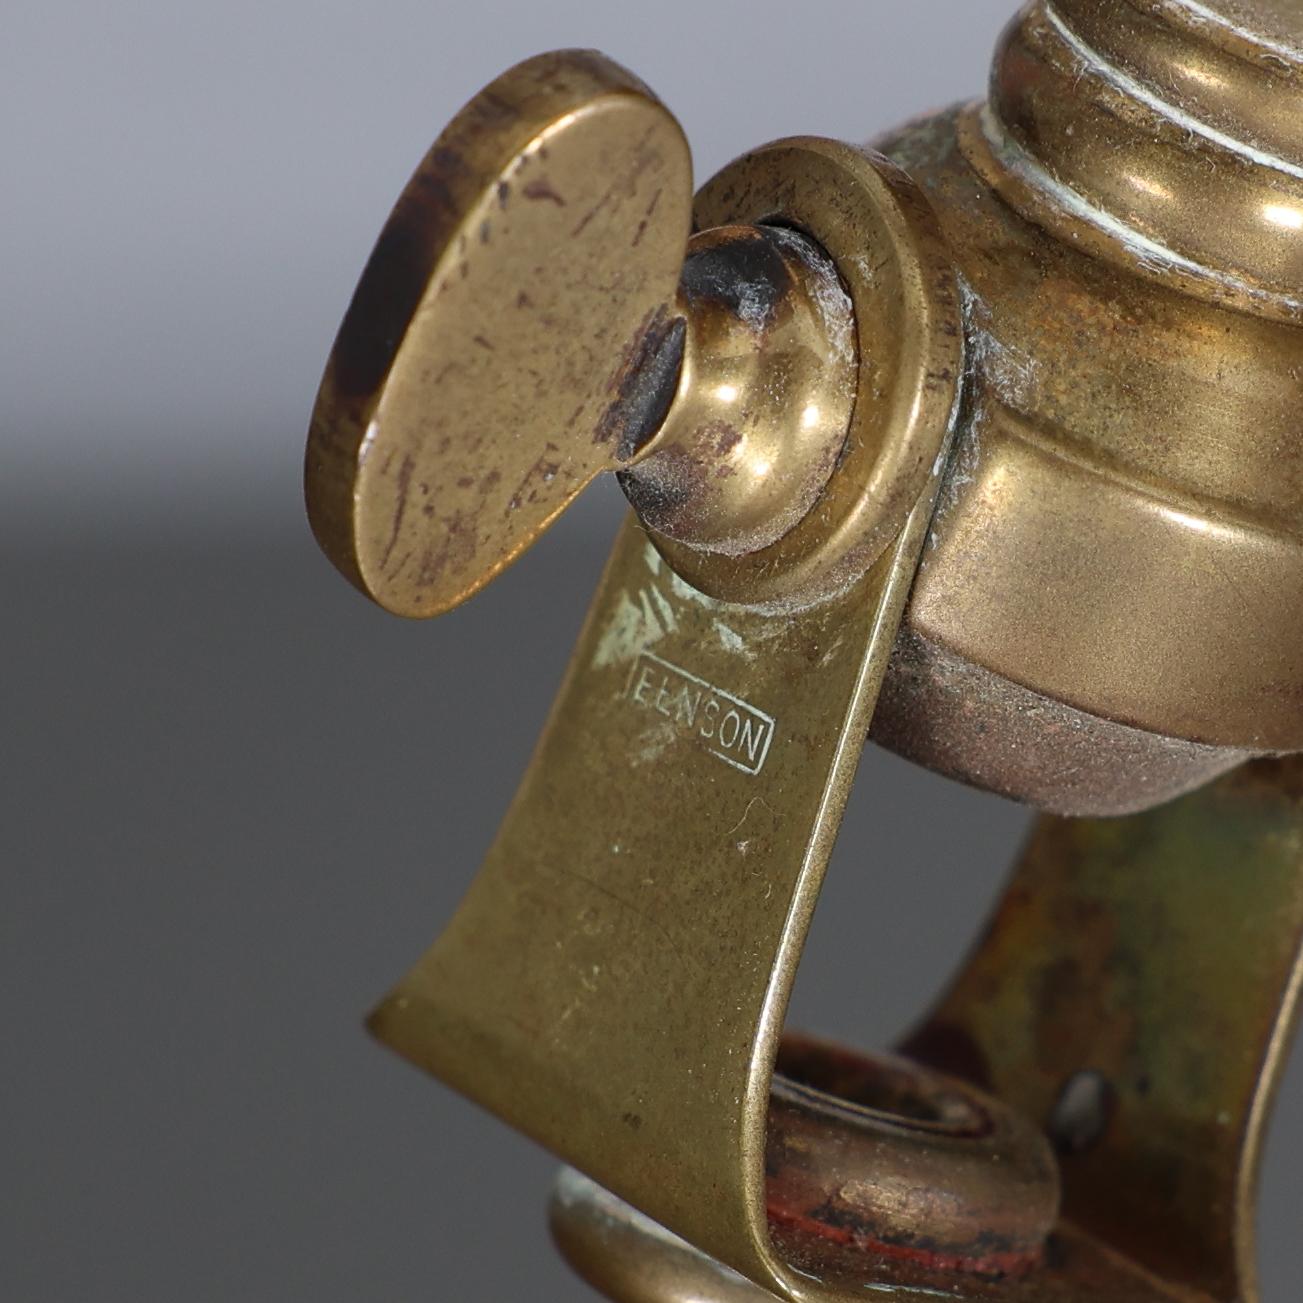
[306,50,962,617]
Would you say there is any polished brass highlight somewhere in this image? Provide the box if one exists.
[303,4,1303,1302]
[649,138,965,610]
[621,223,857,560]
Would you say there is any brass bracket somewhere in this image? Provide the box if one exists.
[369,486,949,1300]
[353,88,993,1299]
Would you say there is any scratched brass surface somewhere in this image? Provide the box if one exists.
[307,8,1303,780]
[305,51,694,617]
[304,2,1303,1298]
[305,52,890,623]
[551,1168,1209,1303]
[552,759,1303,1303]
[368,470,958,1303]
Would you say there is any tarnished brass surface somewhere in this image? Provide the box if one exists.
[302,3,1303,1299]
[552,1169,1208,1303]
[553,760,1303,1302]
[305,51,693,618]
[903,757,1303,1302]
[766,1036,1058,1277]
[871,0,1303,809]
[368,465,966,1303]
[306,52,934,622]
[984,0,1303,318]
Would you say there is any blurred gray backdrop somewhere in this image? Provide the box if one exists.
[4,2,1299,1299]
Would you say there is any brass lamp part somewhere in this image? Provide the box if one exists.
[868,0,1303,814]
[650,137,968,610]
[305,50,928,620]
[329,53,973,1299]
[305,51,693,619]
[301,5,1303,1303]
[551,757,1303,1303]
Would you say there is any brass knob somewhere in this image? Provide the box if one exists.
[306,50,962,617]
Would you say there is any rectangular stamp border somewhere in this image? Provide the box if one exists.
[626,650,777,777]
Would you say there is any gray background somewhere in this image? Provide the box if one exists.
[4,2,1300,1299]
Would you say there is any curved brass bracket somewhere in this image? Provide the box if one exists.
[368,499,940,1301]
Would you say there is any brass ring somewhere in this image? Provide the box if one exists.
[552,1035,1060,1300]
[649,137,964,611]
[765,1035,1059,1278]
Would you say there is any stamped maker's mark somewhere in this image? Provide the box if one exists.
[625,651,775,776]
